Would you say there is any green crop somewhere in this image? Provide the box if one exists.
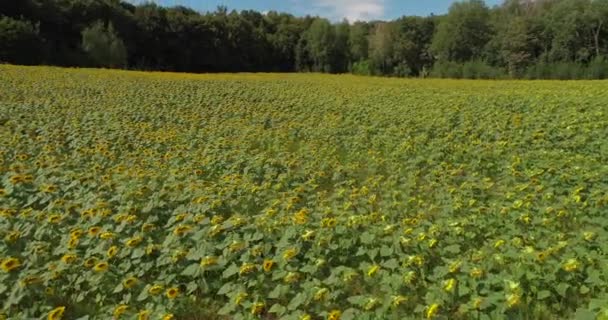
[1,65,608,320]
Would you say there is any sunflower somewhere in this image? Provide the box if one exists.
[148,284,163,295]
[443,278,457,293]
[328,309,341,320]
[70,229,84,239]
[391,295,408,307]
[20,275,41,286]
[234,292,249,305]
[48,214,62,224]
[126,236,142,247]
[88,226,101,237]
[173,224,192,237]
[0,188,6,196]
[61,254,77,264]
[469,268,484,279]
[313,288,329,301]
[107,246,119,258]
[200,256,219,267]
[141,223,155,233]
[41,184,58,193]
[251,302,265,315]
[367,264,380,277]
[123,276,138,289]
[425,304,440,319]
[100,232,114,240]
[9,175,24,185]
[84,257,97,268]
[239,263,256,276]
[67,236,79,249]
[563,258,580,272]
[262,259,274,272]
[282,248,298,261]
[162,314,175,320]
[166,287,179,299]
[113,305,128,318]
[1,257,21,272]
[5,230,20,242]
[48,306,65,320]
[93,261,109,272]
[137,310,150,320]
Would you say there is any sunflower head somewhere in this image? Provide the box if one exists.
[48,306,65,320]
[1,257,21,273]
[166,287,179,299]
[84,257,97,268]
[93,261,109,272]
[328,309,341,320]
[113,305,128,318]
[148,284,163,295]
[263,259,274,272]
[123,276,138,289]
[107,246,119,258]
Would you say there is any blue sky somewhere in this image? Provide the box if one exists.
[149,0,502,21]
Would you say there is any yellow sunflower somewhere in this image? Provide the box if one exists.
[328,309,341,320]
[107,246,119,258]
[1,257,21,273]
[113,305,128,318]
[61,254,77,264]
[93,261,109,272]
[48,306,65,320]
[137,310,150,320]
[262,259,274,272]
[166,287,179,299]
[88,226,101,237]
[84,257,97,268]
[148,284,164,295]
[251,302,265,315]
[123,276,138,289]
[200,256,219,267]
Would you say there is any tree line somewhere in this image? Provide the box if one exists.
[1,0,608,79]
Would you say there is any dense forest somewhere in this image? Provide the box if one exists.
[1,0,608,79]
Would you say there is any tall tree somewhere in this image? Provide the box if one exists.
[431,0,492,62]
[0,16,44,65]
[369,22,395,75]
[81,20,127,68]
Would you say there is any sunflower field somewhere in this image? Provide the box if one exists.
[1,65,608,320]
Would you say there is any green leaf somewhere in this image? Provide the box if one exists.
[222,263,239,279]
[217,302,236,316]
[579,285,590,295]
[557,283,569,297]
[573,308,596,320]
[268,303,287,316]
[380,245,393,257]
[381,259,399,270]
[287,293,307,310]
[537,290,551,300]
[136,288,149,301]
[181,263,200,277]
[217,283,233,295]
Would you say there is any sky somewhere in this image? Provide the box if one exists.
[150,0,503,21]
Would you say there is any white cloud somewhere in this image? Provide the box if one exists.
[304,0,386,22]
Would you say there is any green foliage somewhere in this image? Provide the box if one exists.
[1,0,608,78]
[0,16,43,65]
[430,60,506,79]
[3,65,608,319]
[351,60,372,76]
[81,20,127,68]
[430,0,492,62]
